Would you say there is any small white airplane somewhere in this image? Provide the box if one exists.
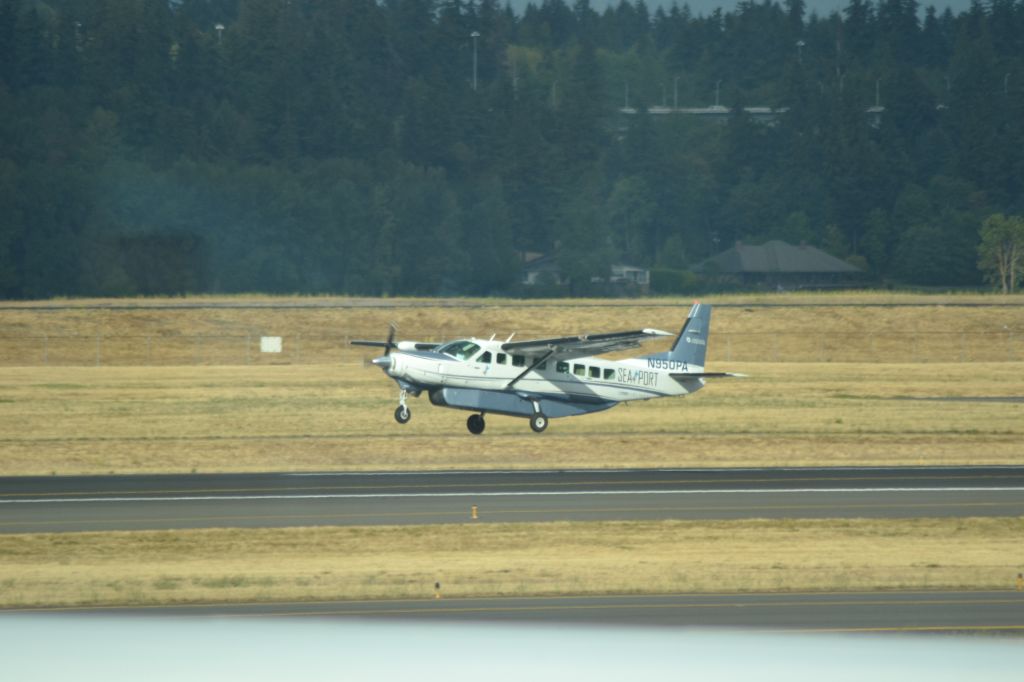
[353,302,740,434]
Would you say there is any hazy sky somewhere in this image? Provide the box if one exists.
[510,0,973,18]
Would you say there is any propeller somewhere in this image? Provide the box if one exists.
[352,322,398,356]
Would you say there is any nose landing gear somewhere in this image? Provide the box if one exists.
[394,389,411,424]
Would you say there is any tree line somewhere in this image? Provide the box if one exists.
[1,0,1022,298]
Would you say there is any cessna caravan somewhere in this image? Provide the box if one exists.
[354,302,739,434]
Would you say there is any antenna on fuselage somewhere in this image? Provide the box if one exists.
[505,333,516,342]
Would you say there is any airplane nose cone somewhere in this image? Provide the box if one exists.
[371,355,393,371]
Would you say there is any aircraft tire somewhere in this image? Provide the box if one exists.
[529,414,548,433]
[394,405,411,424]
[467,414,485,435]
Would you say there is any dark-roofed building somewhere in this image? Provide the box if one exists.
[692,240,864,289]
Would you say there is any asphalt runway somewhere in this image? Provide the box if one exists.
[10,591,1024,632]
[2,466,1023,533]
[3,467,1024,632]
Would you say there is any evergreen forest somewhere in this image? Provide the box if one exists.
[1,0,1023,298]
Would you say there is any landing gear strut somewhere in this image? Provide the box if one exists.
[467,413,485,435]
[528,400,548,433]
[394,389,411,424]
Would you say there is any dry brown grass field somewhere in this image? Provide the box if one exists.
[1,361,1022,475]
[2,292,1024,366]
[2,518,1021,608]
[2,294,1022,610]
[1,293,1023,475]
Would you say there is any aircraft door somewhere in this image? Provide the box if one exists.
[448,359,472,387]
[465,350,494,387]
[438,360,469,387]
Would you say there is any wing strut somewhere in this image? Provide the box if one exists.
[506,350,555,390]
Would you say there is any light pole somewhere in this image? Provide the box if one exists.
[714,79,721,107]
[215,23,224,45]
[875,78,881,107]
[673,76,680,109]
[471,31,480,91]
[796,39,805,65]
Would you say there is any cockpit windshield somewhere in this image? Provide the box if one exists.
[437,340,481,361]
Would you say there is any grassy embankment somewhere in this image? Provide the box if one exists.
[1,293,1022,608]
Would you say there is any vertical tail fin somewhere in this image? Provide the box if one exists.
[667,303,711,367]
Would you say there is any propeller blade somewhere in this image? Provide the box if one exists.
[385,322,397,356]
[351,322,400,357]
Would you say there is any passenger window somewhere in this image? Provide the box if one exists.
[496,353,507,364]
[512,355,525,367]
[478,351,492,363]
[603,368,615,380]
[573,364,585,376]
[589,366,600,379]
[556,361,569,374]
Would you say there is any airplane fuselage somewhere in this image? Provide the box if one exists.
[387,339,705,404]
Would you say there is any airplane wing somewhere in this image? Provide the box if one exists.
[502,329,673,360]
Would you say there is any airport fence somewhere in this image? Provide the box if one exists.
[0,330,1021,366]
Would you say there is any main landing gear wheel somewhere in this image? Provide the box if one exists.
[467,413,486,435]
[529,413,548,433]
[394,405,411,424]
